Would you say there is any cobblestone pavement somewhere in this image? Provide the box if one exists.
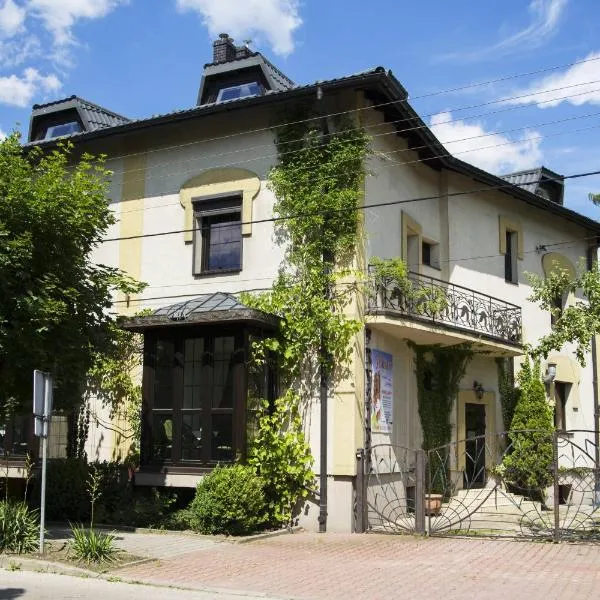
[117,532,600,600]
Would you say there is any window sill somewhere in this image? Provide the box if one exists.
[504,279,519,286]
[194,268,242,278]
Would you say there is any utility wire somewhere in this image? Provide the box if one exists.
[101,168,600,244]
[91,54,600,166]
[105,79,600,184]
[104,116,600,226]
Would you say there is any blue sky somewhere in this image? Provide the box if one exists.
[0,0,599,216]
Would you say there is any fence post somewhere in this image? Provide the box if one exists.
[355,448,366,533]
[415,449,426,535]
[553,431,560,543]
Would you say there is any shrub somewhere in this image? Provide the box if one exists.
[248,393,314,526]
[69,525,117,564]
[45,458,90,522]
[502,359,554,498]
[188,465,266,536]
[0,501,39,554]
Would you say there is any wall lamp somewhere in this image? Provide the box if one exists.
[473,381,485,400]
[543,362,557,384]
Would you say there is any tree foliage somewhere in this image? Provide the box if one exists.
[247,392,314,526]
[0,134,144,419]
[502,359,554,495]
[528,263,600,365]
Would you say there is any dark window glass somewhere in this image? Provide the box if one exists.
[151,414,173,460]
[554,382,568,431]
[202,213,242,272]
[45,121,81,139]
[181,414,203,461]
[216,82,261,102]
[422,242,432,266]
[505,231,518,283]
[154,339,175,409]
[147,332,243,466]
[211,413,234,461]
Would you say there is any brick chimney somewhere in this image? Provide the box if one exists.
[213,33,237,64]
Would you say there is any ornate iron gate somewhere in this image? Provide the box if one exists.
[356,430,600,541]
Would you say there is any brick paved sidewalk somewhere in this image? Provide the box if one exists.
[118,532,600,600]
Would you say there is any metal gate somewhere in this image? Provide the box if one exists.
[356,430,600,541]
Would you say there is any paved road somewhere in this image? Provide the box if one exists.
[0,570,288,600]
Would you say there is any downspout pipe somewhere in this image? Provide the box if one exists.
[592,335,600,506]
[317,85,330,533]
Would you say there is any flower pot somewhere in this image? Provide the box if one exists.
[424,493,443,516]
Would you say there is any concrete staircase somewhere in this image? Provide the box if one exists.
[429,487,547,535]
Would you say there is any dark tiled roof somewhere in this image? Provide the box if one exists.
[500,168,543,195]
[28,95,130,142]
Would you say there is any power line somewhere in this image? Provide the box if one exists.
[106,79,600,186]
[92,54,600,167]
[105,115,600,226]
[112,234,597,307]
[102,168,600,244]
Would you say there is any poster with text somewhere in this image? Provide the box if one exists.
[371,349,393,433]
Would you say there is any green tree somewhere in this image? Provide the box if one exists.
[528,263,600,365]
[502,359,554,497]
[0,134,144,426]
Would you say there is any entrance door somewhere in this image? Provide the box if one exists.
[464,403,486,488]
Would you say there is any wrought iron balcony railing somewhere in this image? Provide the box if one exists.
[368,269,522,345]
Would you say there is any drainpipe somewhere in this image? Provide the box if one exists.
[593,335,600,506]
[317,85,330,533]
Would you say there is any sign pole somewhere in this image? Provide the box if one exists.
[39,421,48,554]
[33,370,52,555]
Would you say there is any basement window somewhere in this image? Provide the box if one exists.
[216,82,261,103]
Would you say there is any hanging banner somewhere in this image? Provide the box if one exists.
[371,349,393,433]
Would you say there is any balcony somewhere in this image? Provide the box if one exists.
[367,269,522,352]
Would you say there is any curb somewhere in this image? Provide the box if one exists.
[233,526,303,544]
[0,554,298,599]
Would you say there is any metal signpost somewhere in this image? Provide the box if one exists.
[33,370,53,554]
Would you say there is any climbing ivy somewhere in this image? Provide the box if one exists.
[496,357,520,431]
[244,111,369,393]
[411,343,474,492]
[243,108,370,522]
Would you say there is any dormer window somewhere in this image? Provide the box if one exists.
[44,121,81,140]
[216,82,261,103]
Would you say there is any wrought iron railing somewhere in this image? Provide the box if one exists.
[368,269,522,344]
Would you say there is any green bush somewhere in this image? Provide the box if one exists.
[502,359,554,498]
[188,465,266,536]
[0,501,39,554]
[248,393,314,526]
[69,525,117,564]
[45,458,90,522]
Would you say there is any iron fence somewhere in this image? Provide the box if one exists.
[356,429,600,542]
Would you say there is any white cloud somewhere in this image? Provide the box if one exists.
[0,34,40,68]
[0,128,6,140]
[441,0,567,62]
[430,111,543,174]
[0,67,60,107]
[506,51,600,108]
[0,0,26,37]
[176,0,302,56]
[27,0,127,47]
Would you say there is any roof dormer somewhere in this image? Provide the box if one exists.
[197,33,295,106]
[27,95,130,144]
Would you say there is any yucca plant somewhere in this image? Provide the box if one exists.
[0,501,39,554]
[69,525,117,564]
